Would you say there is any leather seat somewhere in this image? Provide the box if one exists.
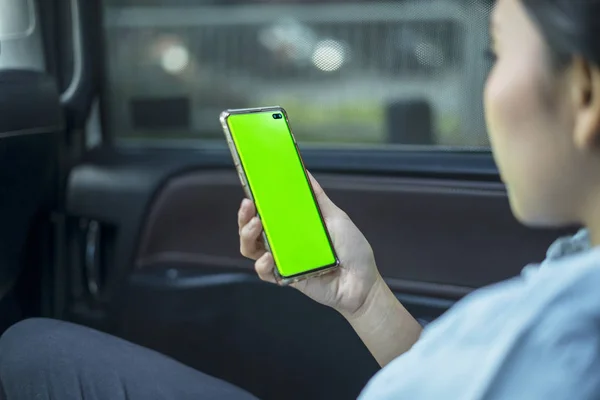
[0,69,62,300]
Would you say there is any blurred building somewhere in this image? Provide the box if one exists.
[103,0,493,147]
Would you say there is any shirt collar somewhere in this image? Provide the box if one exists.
[545,229,590,262]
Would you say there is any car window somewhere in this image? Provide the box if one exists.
[0,0,44,70]
[101,0,494,148]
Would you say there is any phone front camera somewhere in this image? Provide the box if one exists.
[272,113,282,119]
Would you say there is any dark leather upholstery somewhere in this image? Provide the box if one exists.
[0,69,62,298]
[0,70,62,135]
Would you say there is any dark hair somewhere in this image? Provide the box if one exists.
[521,0,600,70]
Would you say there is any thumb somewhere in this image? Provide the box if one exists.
[307,171,339,217]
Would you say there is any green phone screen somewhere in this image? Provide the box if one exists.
[227,110,337,278]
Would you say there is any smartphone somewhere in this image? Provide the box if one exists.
[220,106,339,284]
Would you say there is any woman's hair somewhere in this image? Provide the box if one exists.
[521,0,600,69]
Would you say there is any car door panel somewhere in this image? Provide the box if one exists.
[67,149,565,302]
[63,146,571,400]
[136,170,562,289]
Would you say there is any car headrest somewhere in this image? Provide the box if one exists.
[0,69,63,136]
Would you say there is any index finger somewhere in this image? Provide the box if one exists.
[238,198,256,230]
[306,171,323,196]
[306,171,336,215]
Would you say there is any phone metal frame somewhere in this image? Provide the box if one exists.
[219,106,340,286]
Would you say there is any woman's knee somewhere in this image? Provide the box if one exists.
[0,319,112,398]
[0,318,83,371]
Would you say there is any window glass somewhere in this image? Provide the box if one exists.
[102,0,494,148]
[0,0,34,39]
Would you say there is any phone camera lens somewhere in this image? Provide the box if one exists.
[273,113,282,119]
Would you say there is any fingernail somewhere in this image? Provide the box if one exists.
[242,198,250,207]
[251,216,260,226]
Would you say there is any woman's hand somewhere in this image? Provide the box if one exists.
[238,172,381,317]
[239,172,422,366]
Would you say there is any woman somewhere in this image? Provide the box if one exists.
[2,0,599,398]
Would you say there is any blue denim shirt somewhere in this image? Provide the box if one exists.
[360,230,600,400]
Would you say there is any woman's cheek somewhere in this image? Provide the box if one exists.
[484,70,511,174]
[484,60,566,225]
[485,64,541,191]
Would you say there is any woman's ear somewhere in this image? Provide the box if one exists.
[572,57,600,150]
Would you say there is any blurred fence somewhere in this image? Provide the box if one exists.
[103,0,492,147]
